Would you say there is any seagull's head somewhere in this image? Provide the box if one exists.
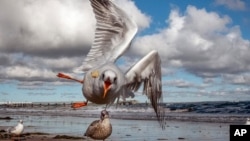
[101,70,117,98]
[19,120,23,124]
[100,110,109,120]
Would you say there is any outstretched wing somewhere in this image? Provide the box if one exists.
[125,50,165,129]
[81,0,138,71]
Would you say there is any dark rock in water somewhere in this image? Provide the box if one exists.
[178,137,185,140]
[23,132,50,136]
[0,116,12,120]
[53,135,82,140]
[0,130,6,133]
[126,134,131,136]
[157,138,168,140]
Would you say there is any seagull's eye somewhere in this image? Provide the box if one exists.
[114,77,117,82]
[102,73,105,79]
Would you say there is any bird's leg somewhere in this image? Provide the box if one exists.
[57,73,84,84]
[71,100,88,109]
[115,97,120,108]
[57,73,87,109]
[104,104,108,110]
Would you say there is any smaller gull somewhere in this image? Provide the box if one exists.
[7,120,24,140]
[84,110,112,141]
[245,118,250,125]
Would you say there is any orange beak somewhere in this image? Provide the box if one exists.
[103,79,111,98]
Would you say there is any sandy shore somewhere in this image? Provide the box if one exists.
[0,120,228,141]
[0,118,232,141]
[0,132,85,141]
[0,104,248,141]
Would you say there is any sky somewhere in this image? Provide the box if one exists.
[0,0,250,103]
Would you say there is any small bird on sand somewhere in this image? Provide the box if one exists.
[84,110,112,140]
[245,118,250,125]
[7,120,24,140]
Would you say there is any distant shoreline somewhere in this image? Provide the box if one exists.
[1,102,249,124]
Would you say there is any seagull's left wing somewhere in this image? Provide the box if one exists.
[125,50,165,129]
[84,120,99,136]
[79,0,138,71]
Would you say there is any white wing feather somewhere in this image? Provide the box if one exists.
[81,0,137,71]
[125,50,165,129]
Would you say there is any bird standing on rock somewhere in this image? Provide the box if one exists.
[57,0,165,129]
[84,110,112,140]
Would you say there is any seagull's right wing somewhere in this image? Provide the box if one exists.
[125,50,166,129]
[7,126,15,133]
[80,0,138,71]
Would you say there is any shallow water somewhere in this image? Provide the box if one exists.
[0,114,230,141]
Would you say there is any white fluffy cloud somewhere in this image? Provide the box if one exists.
[1,0,250,89]
[222,73,250,85]
[115,0,151,30]
[132,5,250,79]
[0,0,150,82]
[164,79,194,88]
[0,0,94,57]
[214,0,246,11]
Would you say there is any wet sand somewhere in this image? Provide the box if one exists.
[0,104,248,141]
[0,120,230,141]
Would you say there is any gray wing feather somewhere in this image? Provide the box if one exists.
[84,120,99,136]
[81,0,138,71]
[125,50,165,129]
[6,127,15,133]
[7,126,17,134]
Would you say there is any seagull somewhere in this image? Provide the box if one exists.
[57,0,165,128]
[7,120,24,140]
[245,118,250,125]
[84,110,112,140]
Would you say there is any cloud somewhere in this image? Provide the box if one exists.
[234,87,250,94]
[27,92,56,96]
[132,5,250,78]
[115,0,151,30]
[222,73,250,86]
[17,81,55,90]
[1,92,9,96]
[164,79,194,88]
[4,65,55,81]
[0,0,94,57]
[0,0,150,57]
[0,0,150,82]
[214,0,246,11]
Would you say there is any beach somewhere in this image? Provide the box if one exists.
[0,101,249,141]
